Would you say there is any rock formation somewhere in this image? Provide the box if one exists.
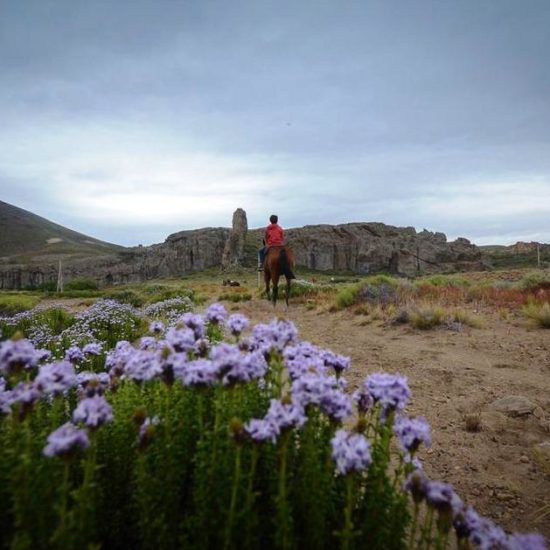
[0,210,488,290]
[221,208,248,270]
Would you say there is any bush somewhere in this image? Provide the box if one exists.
[419,275,471,287]
[522,301,550,328]
[518,271,550,291]
[449,308,484,329]
[64,278,99,291]
[408,306,445,329]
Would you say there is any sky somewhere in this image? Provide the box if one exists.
[1,0,549,247]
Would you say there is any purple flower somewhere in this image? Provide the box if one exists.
[149,320,165,334]
[210,344,267,385]
[35,361,77,395]
[508,533,547,550]
[365,372,411,415]
[123,350,162,382]
[10,381,41,408]
[321,350,351,375]
[0,338,50,376]
[331,429,372,475]
[76,371,110,397]
[174,358,218,387]
[179,313,205,339]
[139,336,159,350]
[43,422,90,457]
[404,470,428,503]
[265,398,307,430]
[73,395,114,428]
[227,313,249,336]
[425,480,463,514]
[164,327,196,353]
[461,507,508,550]
[105,341,135,376]
[283,342,326,379]
[291,372,334,407]
[252,319,298,355]
[64,345,85,363]
[352,387,374,414]
[205,303,227,324]
[244,418,280,444]
[319,388,353,421]
[393,415,431,452]
[83,342,103,356]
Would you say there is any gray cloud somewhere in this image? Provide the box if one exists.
[1,0,549,246]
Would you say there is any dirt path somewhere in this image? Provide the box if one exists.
[237,297,550,538]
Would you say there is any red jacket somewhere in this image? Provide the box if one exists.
[265,223,285,246]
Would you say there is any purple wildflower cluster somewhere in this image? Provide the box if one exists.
[143,297,193,324]
[404,471,546,549]
[0,338,50,376]
[73,395,114,428]
[393,415,431,452]
[0,299,547,549]
[43,422,90,457]
[331,429,372,475]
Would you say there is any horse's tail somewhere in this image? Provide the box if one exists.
[279,248,296,280]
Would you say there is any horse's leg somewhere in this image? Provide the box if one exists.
[264,269,271,301]
[272,273,280,307]
[285,276,291,309]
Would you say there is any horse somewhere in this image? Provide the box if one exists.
[264,246,296,307]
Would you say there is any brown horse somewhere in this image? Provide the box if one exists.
[264,246,296,307]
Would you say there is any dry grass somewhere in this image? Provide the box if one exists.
[464,412,483,432]
[408,306,445,329]
[522,302,550,328]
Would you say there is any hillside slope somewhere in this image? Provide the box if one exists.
[0,200,123,260]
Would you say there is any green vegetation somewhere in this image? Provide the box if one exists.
[522,301,550,328]
[65,278,99,291]
[0,292,41,315]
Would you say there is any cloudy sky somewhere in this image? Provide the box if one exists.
[1,0,549,246]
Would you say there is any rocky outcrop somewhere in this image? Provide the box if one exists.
[248,223,485,276]
[221,209,248,269]
[0,214,487,289]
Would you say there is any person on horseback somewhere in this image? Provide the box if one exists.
[259,214,285,269]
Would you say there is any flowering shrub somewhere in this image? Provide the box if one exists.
[0,304,546,549]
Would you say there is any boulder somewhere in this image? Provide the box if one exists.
[489,396,537,417]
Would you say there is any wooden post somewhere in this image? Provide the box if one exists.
[56,260,64,293]
[537,243,541,269]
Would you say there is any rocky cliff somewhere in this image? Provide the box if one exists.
[0,210,487,289]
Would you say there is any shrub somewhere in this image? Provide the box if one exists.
[449,308,484,329]
[408,306,445,330]
[522,301,550,328]
[518,271,550,291]
[64,278,99,291]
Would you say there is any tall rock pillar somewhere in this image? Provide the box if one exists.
[221,208,248,269]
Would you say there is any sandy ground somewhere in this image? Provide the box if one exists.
[236,297,550,538]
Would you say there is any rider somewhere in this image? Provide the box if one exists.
[259,214,285,269]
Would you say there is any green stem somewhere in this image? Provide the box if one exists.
[342,474,355,550]
[408,501,420,549]
[224,445,242,549]
[422,507,435,550]
[276,431,291,550]
[51,461,71,547]
[244,446,259,547]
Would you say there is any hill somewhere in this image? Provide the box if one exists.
[0,200,123,261]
